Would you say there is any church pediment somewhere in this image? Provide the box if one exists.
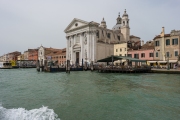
[64,18,89,33]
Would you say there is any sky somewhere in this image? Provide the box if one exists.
[0,0,180,55]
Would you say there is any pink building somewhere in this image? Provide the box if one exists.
[127,41,155,65]
[128,49,154,60]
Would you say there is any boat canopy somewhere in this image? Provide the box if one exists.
[97,56,147,62]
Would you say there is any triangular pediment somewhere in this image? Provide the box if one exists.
[64,18,89,32]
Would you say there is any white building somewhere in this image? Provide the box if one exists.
[38,46,62,65]
[64,10,132,65]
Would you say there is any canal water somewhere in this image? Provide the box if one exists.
[0,69,180,120]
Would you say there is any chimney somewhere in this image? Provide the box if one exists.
[162,27,165,33]
[161,27,165,37]
[141,40,144,46]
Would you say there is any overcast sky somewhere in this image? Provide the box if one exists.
[0,0,180,55]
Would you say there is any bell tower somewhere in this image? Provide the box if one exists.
[121,9,130,42]
[116,12,121,25]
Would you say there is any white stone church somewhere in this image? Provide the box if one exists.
[64,9,139,65]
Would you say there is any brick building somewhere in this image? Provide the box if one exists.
[28,49,38,61]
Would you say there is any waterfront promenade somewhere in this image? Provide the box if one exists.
[151,68,180,74]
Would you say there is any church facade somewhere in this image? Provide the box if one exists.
[64,10,132,65]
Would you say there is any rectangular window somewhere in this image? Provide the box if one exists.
[166,52,169,57]
[166,39,170,45]
[172,38,178,45]
[175,51,178,56]
[155,41,160,46]
[120,49,122,52]
[125,48,126,51]
[149,53,154,57]
[125,54,126,56]
[64,56,66,58]
[128,54,132,57]
[141,53,145,58]
[134,54,139,59]
[156,52,158,57]
[116,49,118,52]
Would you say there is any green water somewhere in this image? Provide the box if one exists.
[0,69,180,120]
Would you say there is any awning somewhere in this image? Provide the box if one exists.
[148,61,157,63]
[97,56,147,62]
[158,61,167,63]
[97,56,122,62]
[169,60,177,63]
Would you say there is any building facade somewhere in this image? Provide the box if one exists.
[154,27,180,67]
[114,43,127,56]
[50,49,66,65]
[65,10,141,65]
[23,51,29,60]
[0,51,21,62]
[28,49,38,61]
[128,40,154,59]
[38,46,63,65]
[17,54,24,60]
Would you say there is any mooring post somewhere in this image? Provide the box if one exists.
[90,61,94,71]
[66,60,70,73]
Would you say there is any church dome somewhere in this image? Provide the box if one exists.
[112,24,121,30]
[112,13,121,30]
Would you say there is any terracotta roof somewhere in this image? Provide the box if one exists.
[8,51,21,55]
[130,35,140,39]
[28,49,38,52]
[141,42,154,50]
[153,34,170,40]
[44,47,61,51]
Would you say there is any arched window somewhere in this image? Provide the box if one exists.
[117,36,120,40]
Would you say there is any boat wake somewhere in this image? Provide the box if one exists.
[0,104,60,120]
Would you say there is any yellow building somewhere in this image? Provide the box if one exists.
[17,54,24,60]
[114,43,127,65]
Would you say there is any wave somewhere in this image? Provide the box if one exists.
[0,104,60,120]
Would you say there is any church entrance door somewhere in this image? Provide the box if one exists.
[76,52,79,65]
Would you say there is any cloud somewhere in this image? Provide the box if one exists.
[0,0,180,55]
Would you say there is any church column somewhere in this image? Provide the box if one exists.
[93,30,96,62]
[86,31,90,63]
[66,36,69,60]
[89,31,92,63]
[80,32,84,66]
[71,35,74,64]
